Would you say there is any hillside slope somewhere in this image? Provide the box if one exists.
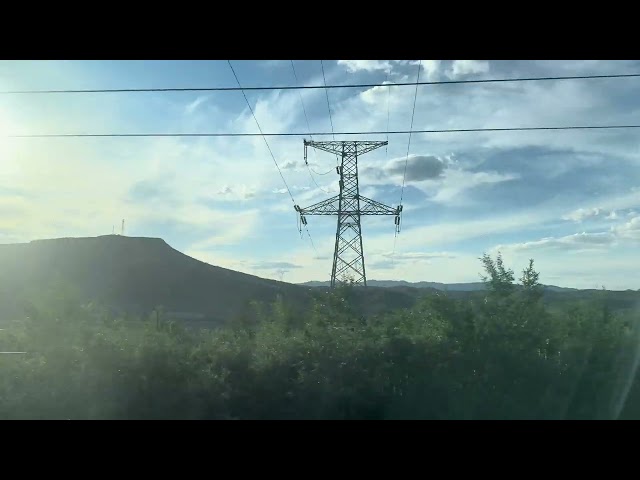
[0,235,310,323]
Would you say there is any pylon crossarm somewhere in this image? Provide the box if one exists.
[358,195,399,216]
[296,195,340,216]
[304,140,388,157]
[296,196,399,217]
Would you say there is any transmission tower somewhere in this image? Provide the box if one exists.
[295,140,402,288]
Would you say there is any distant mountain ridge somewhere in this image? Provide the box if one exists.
[300,279,578,292]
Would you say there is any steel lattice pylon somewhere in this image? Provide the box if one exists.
[295,140,402,288]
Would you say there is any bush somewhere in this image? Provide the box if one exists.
[0,255,637,419]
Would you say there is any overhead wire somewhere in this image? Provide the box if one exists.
[400,60,422,207]
[320,60,336,141]
[4,73,640,95]
[227,61,296,206]
[289,60,332,195]
[320,60,340,166]
[9,124,640,139]
[383,64,395,270]
[392,60,422,268]
[227,60,319,255]
[297,60,332,254]
[385,66,391,160]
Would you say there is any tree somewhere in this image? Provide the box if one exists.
[520,259,543,302]
[520,259,540,289]
[479,252,515,296]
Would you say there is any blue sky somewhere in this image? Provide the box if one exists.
[1,59,640,289]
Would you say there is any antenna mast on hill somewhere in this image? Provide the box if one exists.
[294,140,402,288]
[121,219,125,236]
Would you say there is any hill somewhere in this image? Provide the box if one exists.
[1,235,638,326]
[0,235,311,325]
[0,235,424,326]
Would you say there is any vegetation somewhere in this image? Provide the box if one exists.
[1,254,639,420]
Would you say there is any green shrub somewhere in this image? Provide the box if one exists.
[0,255,637,419]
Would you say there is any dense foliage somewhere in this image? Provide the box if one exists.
[1,254,639,419]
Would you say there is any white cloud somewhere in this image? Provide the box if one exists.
[560,190,640,224]
[370,207,556,252]
[417,60,441,81]
[429,169,519,205]
[381,251,457,261]
[337,60,392,73]
[185,209,261,248]
[613,215,640,240]
[494,231,616,254]
[250,261,303,270]
[447,60,490,78]
[360,153,517,206]
[184,95,210,115]
[563,207,602,222]
[212,184,256,200]
[359,82,394,105]
[281,160,299,170]
[492,215,640,256]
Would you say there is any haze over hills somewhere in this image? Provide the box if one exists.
[1,235,638,327]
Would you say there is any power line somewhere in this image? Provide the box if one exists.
[320,60,336,141]
[4,73,640,95]
[400,61,421,207]
[227,60,296,206]
[305,226,319,255]
[228,60,319,255]
[291,60,313,136]
[392,61,421,268]
[320,60,341,167]
[9,124,640,139]
[287,61,326,255]
[290,60,333,195]
[385,67,391,160]
[291,60,333,172]
[308,166,332,175]
[383,66,396,269]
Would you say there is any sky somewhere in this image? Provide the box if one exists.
[1,59,639,290]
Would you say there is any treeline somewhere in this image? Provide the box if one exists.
[1,254,639,419]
